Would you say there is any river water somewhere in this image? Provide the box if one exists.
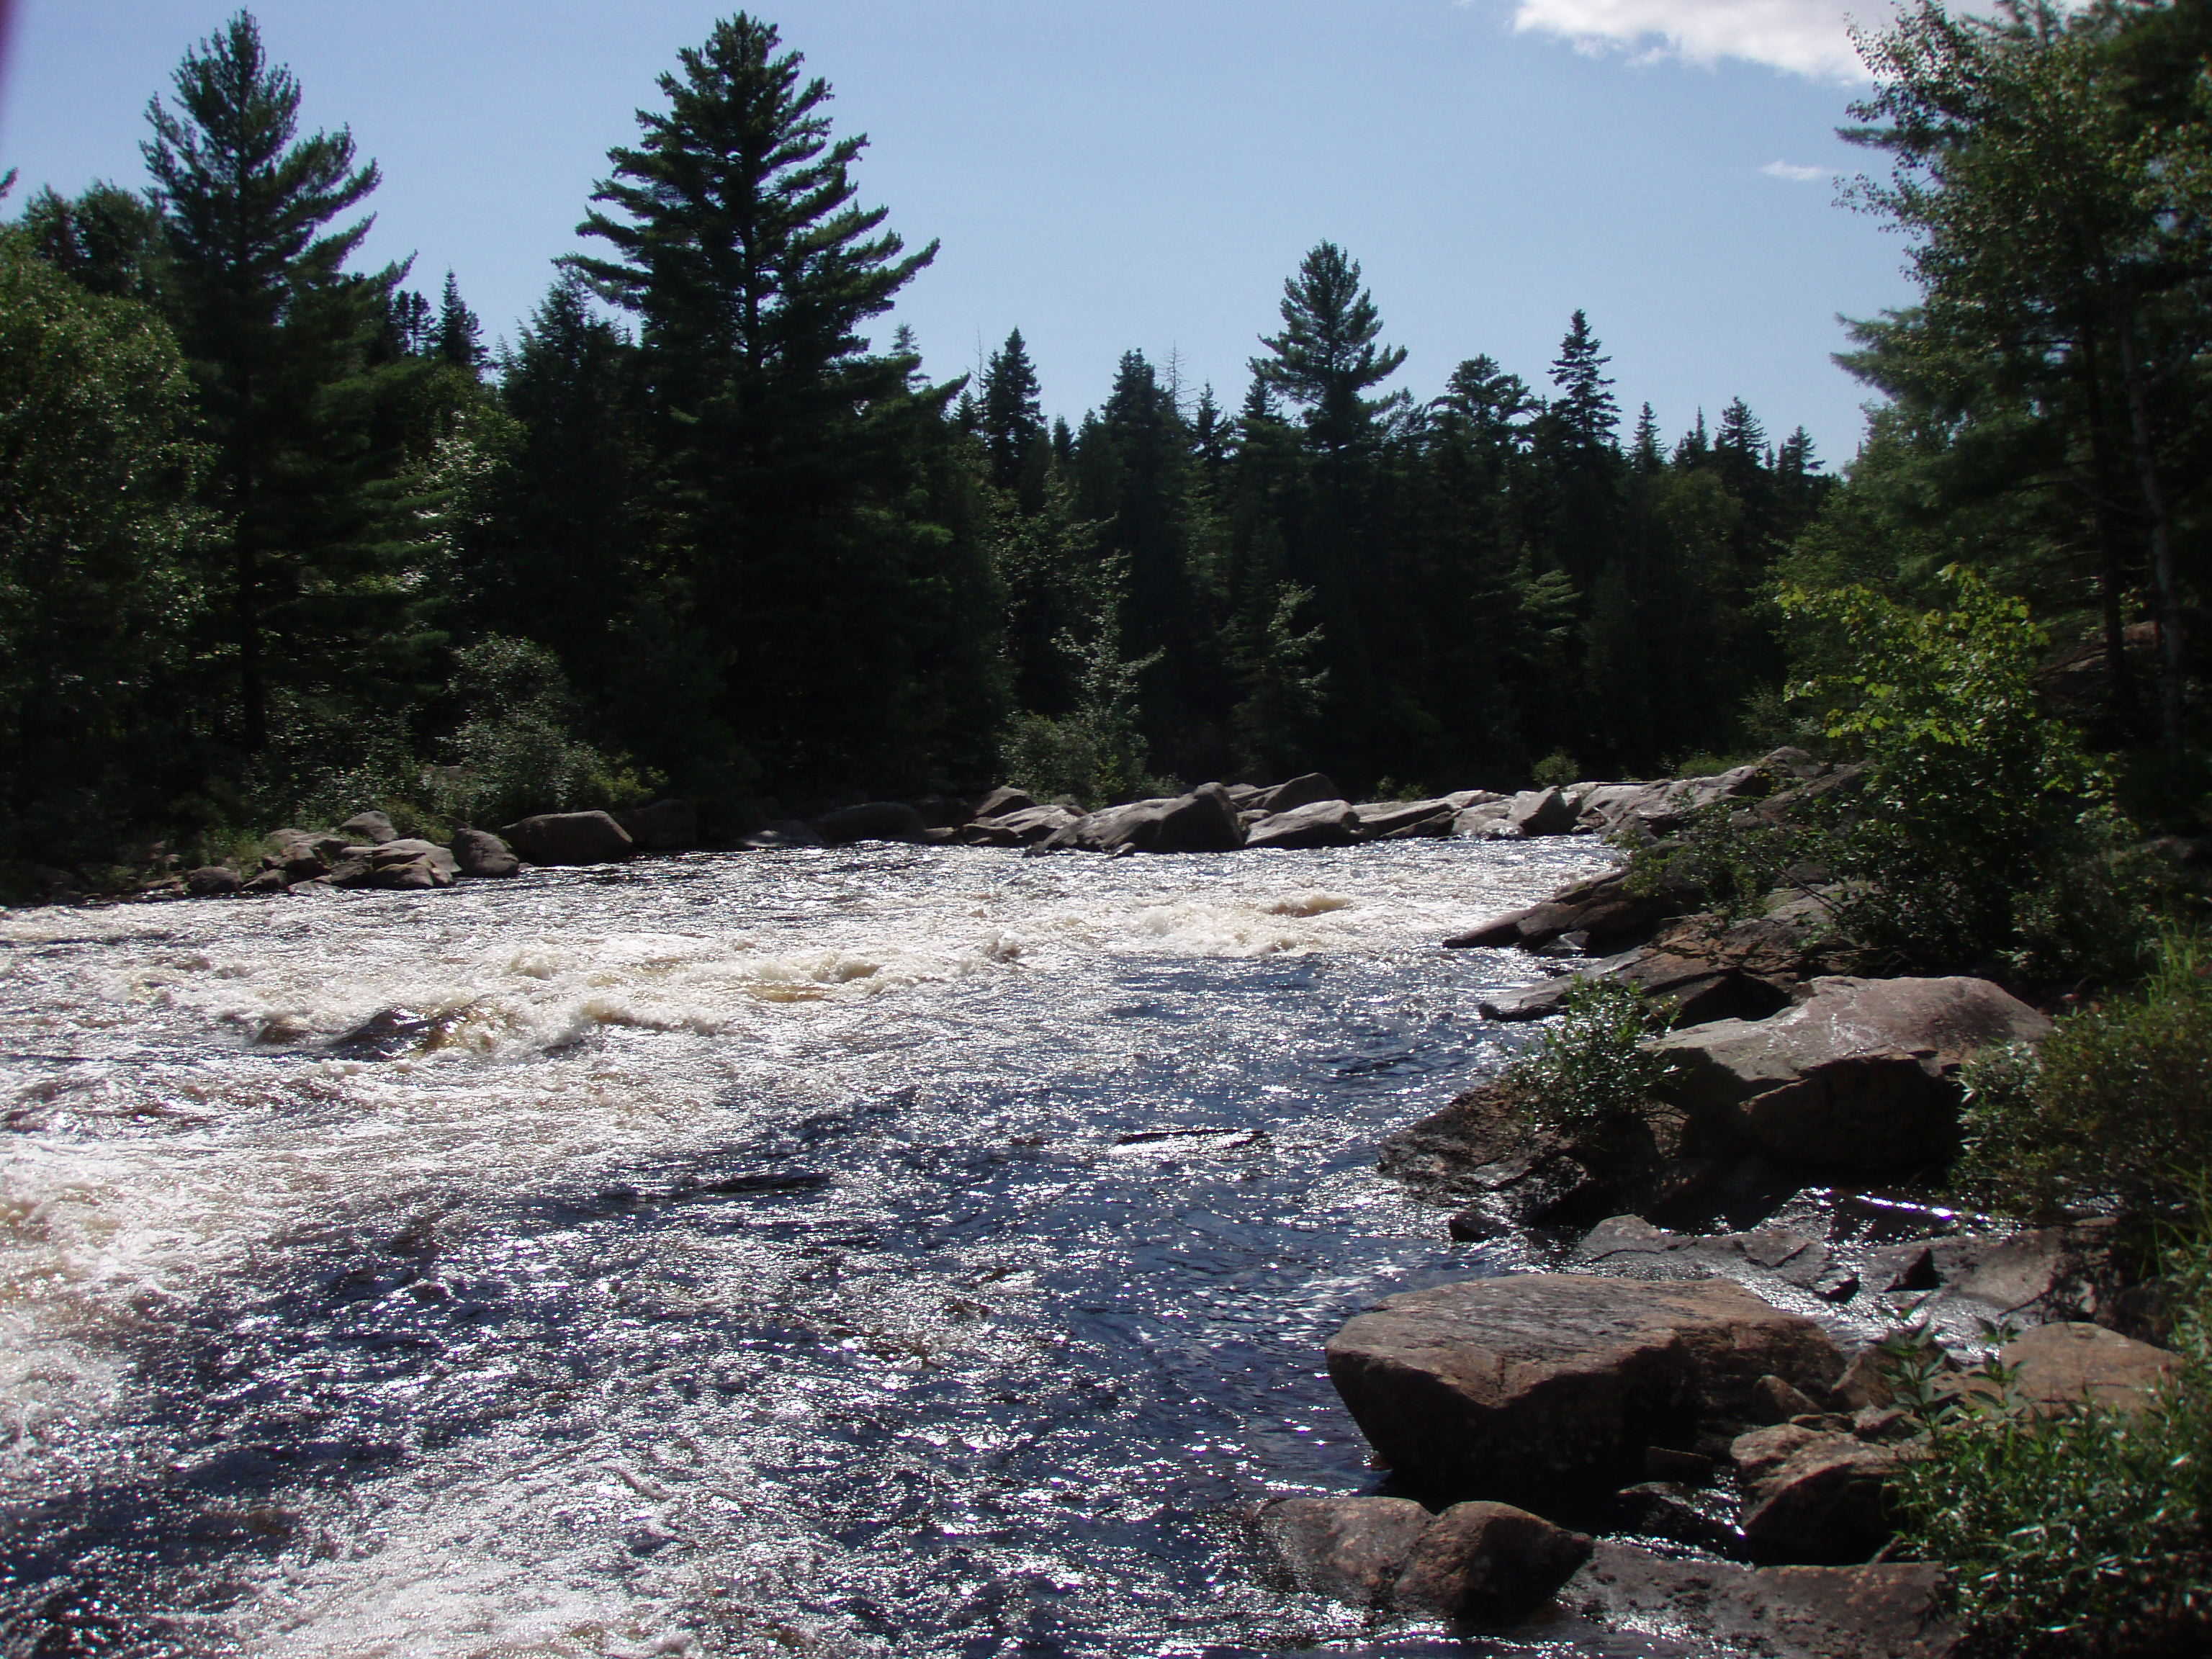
[0,838,1653,1659]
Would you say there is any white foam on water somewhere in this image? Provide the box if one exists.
[0,839,1615,1650]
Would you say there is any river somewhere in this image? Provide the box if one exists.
[1,837,1665,1658]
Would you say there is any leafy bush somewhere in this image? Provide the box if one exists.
[1956,933,2212,1223]
[1624,800,1803,925]
[426,636,658,827]
[1887,1229,2212,1656]
[1532,749,1581,789]
[1503,978,1675,1132]
[1779,566,2134,975]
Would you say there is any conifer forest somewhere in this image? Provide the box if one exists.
[4,0,2210,868]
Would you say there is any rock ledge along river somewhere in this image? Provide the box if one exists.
[1,837,1656,1658]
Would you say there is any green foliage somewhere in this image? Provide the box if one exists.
[1001,554,1165,807]
[1888,1228,2212,1657]
[1957,932,2212,1223]
[1249,240,1409,454]
[1531,750,1581,789]
[1624,801,1800,925]
[0,228,210,858]
[1780,565,2121,972]
[1503,978,1674,1133]
[426,637,657,827]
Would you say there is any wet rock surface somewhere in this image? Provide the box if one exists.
[1554,1543,1959,1658]
[1324,1274,1843,1509]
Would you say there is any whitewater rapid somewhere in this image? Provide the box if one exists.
[1,838,1622,1657]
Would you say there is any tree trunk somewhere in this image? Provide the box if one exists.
[2074,314,2143,735]
[2116,306,2185,763]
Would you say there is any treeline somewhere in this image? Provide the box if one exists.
[0,9,1830,871]
[2,1,2207,882]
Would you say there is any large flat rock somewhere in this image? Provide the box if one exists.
[1552,1542,1959,1658]
[1325,1274,1843,1509]
[1650,976,2053,1172]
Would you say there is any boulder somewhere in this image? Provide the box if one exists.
[315,851,376,889]
[616,798,699,850]
[240,868,289,896]
[500,811,635,866]
[1256,773,1343,814]
[814,801,929,845]
[1576,1215,1858,1303]
[970,786,1038,820]
[1040,783,1245,855]
[1375,1079,1735,1235]
[1390,1501,1593,1623]
[263,829,331,881]
[1507,786,1580,837]
[1452,801,1513,837]
[1561,1542,1959,1658]
[1324,1274,1843,1509]
[1244,799,1361,850]
[961,804,1084,848]
[1999,1322,2179,1414]
[450,828,520,878]
[337,810,397,845]
[372,839,460,878]
[1256,1496,1431,1607]
[1478,948,1793,1030]
[369,855,454,891]
[185,866,241,896]
[1650,976,2054,1172]
[1256,1496,1591,1624]
[1444,865,1705,954]
[1739,1432,1910,1565]
[1354,798,1459,838]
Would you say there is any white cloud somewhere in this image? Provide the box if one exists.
[1501,1,1888,82]
[1761,158,1829,181]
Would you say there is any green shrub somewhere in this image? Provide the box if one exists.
[1532,749,1581,789]
[1956,933,2212,1223]
[426,637,658,827]
[1624,800,1804,925]
[1503,978,1674,1132]
[1779,567,2127,975]
[1888,1229,2212,1656]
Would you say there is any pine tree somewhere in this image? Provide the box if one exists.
[1548,310,1619,452]
[568,13,983,791]
[436,269,484,374]
[143,7,386,752]
[1250,241,1408,453]
[980,326,1044,497]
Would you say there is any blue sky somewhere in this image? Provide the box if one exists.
[3,1,1922,464]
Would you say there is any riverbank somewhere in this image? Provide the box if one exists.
[1267,834,2196,1656]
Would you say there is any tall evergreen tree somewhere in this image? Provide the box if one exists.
[435,269,484,374]
[1251,241,1408,453]
[568,13,989,791]
[980,326,1045,497]
[143,8,392,752]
